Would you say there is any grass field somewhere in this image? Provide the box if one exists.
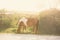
[0,13,38,34]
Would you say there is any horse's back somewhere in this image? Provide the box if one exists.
[27,18,38,26]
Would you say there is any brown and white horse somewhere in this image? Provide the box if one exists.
[17,17,39,33]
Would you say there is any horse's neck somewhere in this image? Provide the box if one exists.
[18,18,28,26]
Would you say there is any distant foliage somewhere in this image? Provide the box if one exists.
[0,14,11,32]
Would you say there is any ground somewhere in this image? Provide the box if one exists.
[0,34,60,40]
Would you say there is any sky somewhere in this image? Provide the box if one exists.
[0,0,60,12]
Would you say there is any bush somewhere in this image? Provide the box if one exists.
[38,9,60,35]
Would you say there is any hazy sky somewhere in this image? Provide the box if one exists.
[0,0,60,12]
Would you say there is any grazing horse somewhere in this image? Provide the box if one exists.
[17,17,39,33]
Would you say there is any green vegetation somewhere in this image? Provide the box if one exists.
[0,9,34,34]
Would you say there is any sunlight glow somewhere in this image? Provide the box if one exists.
[0,0,60,13]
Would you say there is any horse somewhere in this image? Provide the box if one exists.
[17,17,39,33]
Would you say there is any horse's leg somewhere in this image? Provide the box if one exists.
[21,26,24,33]
[33,24,38,34]
[17,25,21,33]
[23,25,27,33]
[33,26,36,33]
[31,25,34,33]
[35,25,38,34]
[36,21,39,34]
[21,25,26,33]
[35,22,39,34]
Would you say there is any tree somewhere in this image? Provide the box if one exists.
[38,8,60,35]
